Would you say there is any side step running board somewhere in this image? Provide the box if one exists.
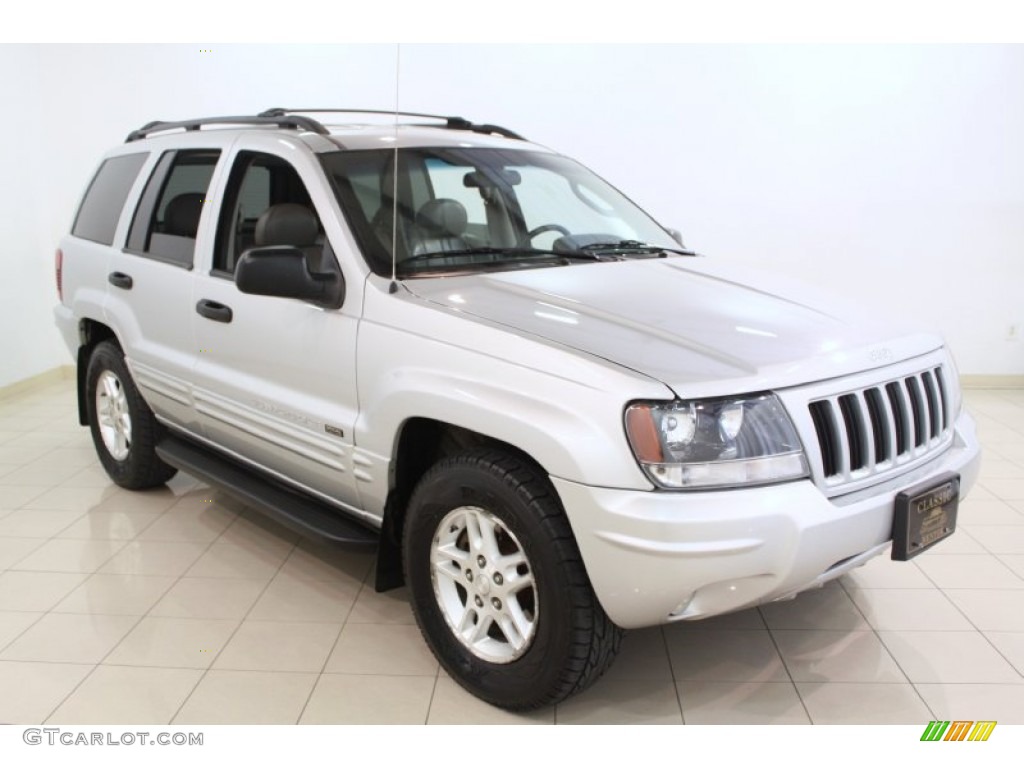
[156,435,378,550]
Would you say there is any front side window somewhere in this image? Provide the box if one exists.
[322,147,680,278]
[126,149,220,267]
[72,153,148,245]
[213,151,334,277]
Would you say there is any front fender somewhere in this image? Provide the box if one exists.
[353,289,671,515]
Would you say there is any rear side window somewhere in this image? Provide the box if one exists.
[71,153,148,245]
[126,149,220,268]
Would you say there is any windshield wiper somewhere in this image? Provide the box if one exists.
[577,240,696,256]
[399,247,607,269]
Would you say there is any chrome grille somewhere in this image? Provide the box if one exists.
[808,366,953,486]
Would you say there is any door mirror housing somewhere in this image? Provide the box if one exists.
[665,228,685,247]
[235,247,344,309]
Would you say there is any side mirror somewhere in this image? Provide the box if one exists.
[235,246,344,309]
[666,228,685,247]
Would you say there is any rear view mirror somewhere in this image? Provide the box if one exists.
[464,169,522,188]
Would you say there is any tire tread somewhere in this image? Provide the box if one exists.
[86,341,177,490]
[406,449,623,710]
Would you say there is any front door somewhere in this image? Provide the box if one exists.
[190,145,363,512]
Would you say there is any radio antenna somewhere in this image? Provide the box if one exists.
[388,44,401,294]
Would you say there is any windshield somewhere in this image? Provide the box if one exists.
[320,147,682,277]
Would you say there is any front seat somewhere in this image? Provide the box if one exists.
[411,198,470,257]
[253,203,324,271]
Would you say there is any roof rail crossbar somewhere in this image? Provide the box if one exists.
[125,114,329,143]
[260,108,525,141]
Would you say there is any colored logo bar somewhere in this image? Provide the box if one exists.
[921,721,997,742]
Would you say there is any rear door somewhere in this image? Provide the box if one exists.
[105,145,224,431]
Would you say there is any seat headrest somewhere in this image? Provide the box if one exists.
[164,193,205,238]
[255,204,320,247]
[416,199,468,238]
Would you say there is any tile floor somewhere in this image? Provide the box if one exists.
[1,381,1023,725]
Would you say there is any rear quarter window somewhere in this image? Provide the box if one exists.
[71,153,148,245]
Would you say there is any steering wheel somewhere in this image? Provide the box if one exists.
[520,223,571,246]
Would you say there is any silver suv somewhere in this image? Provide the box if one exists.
[55,109,981,709]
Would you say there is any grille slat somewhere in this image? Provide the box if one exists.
[864,388,890,465]
[886,381,909,455]
[905,377,926,448]
[838,394,868,473]
[832,398,851,478]
[809,365,954,487]
[934,367,949,431]
[921,370,941,439]
[809,401,839,478]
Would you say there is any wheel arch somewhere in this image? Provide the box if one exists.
[374,417,551,593]
[75,318,120,426]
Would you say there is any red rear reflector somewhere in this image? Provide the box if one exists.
[55,248,63,302]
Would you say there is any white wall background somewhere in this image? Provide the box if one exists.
[2,43,1022,387]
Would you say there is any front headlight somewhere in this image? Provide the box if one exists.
[624,393,809,489]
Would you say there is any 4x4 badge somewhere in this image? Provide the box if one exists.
[324,425,344,438]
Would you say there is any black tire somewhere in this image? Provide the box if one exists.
[403,450,622,710]
[85,341,177,490]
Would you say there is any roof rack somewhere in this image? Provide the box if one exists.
[125,114,329,143]
[259,108,526,141]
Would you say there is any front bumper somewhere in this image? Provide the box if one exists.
[553,409,980,629]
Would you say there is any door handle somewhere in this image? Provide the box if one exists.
[195,299,233,323]
[108,272,133,289]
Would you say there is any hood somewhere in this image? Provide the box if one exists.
[404,257,942,398]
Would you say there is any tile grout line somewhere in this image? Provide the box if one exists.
[660,624,688,725]
[39,490,237,725]
[17,477,131,726]
[166,511,301,726]
[908,529,1024,680]
[835,572,937,722]
[758,606,814,725]
[423,666,442,726]
[294,549,376,725]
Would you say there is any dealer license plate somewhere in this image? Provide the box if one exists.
[891,473,960,561]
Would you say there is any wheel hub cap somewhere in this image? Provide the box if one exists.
[430,505,538,664]
[96,370,131,461]
[476,575,491,596]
